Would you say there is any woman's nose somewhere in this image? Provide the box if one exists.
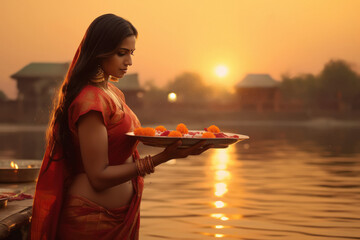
[125,54,132,66]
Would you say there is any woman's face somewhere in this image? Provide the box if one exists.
[101,35,136,79]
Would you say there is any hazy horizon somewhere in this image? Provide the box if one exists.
[1,0,360,99]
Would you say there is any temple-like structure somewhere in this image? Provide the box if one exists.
[6,62,143,123]
[235,74,280,112]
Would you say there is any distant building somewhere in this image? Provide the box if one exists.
[235,74,280,112]
[111,73,144,108]
[9,62,144,123]
[11,62,69,122]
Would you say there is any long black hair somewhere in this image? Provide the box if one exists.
[45,14,138,173]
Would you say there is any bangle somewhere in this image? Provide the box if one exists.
[135,155,155,177]
[135,157,144,177]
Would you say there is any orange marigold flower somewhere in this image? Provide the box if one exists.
[155,125,167,132]
[168,130,183,137]
[134,127,144,136]
[202,132,216,138]
[176,123,188,134]
[207,125,220,133]
[142,127,156,136]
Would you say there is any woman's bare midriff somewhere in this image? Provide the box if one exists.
[67,157,134,209]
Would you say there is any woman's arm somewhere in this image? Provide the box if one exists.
[78,111,212,192]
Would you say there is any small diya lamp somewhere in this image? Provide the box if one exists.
[0,159,42,183]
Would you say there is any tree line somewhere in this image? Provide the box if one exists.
[144,59,360,111]
[280,59,360,110]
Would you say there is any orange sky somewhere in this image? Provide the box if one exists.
[1,0,360,99]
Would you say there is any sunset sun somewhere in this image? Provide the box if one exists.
[215,65,229,78]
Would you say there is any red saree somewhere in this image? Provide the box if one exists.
[31,83,143,240]
[57,176,142,240]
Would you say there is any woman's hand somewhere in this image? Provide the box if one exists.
[152,140,214,166]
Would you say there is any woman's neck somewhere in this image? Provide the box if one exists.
[90,80,108,89]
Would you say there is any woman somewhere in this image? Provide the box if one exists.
[30,14,212,240]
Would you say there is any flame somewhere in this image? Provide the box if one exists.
[27,165,32,168]
[10,161,19,169]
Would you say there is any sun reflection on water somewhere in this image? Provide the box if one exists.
[210,213,229,221]
[209,146,236,237]
[215,170,231,181]
[214,182,228,197]
[211,213,224,218]
[212,148,230,171]
[214,200,225,208]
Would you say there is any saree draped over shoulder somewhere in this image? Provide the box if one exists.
[31,83,143,240]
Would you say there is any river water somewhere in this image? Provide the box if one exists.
[0,124,359,239]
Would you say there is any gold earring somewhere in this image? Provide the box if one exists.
[91,66,105,83]
[108,75,120,82]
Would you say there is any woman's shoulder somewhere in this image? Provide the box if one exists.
[68,84,115,128]
[77,84,104,97]
[69,84,116,115]
[73,84,109,104]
